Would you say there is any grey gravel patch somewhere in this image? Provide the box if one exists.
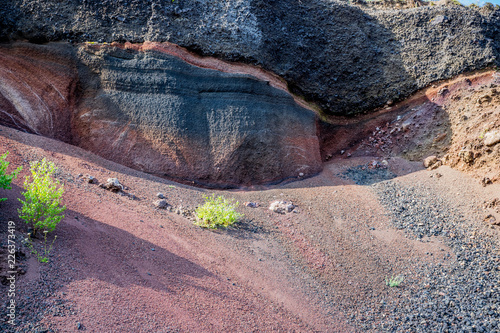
[371,180,500,332]
[340,165,397,185]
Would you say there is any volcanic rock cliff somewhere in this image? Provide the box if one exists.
[0,0,499,186]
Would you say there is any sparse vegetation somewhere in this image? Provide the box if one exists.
[479,128,489,139]
[386,275,405,287]
[18,158,66,235]
[194,194,243,229]
[24,231,57,263]
[0,152,22,202]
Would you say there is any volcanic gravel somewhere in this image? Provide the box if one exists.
[373,180,500,332]
[341,164,397,186]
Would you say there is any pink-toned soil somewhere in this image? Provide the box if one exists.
[0,70,499,332]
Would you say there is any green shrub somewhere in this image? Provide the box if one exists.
[385,275,404,287]
[18,158,66,235]
[194,194,243,229]
[0,152,22,202]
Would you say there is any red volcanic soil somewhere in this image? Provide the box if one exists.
[0,70,499,332]
[0,126,352,332]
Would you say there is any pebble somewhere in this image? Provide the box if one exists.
[153,199,168,209]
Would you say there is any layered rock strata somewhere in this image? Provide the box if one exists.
[0,42,321,187]
[0,0,499,115]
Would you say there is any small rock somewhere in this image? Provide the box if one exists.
[484,130,500,147]
[85,175,98,184]
[100,178,123,192]
[483,198,500,209]
[459,150,475,165]
[484,214,498,225]
[437,87,449,95]
[154,199,168,209]
[157,192,165,199]
[430,15,447,26]
[127,193,138,200]
[402,122,411,132]
[428,160,442,170]
[299,172,304,177]
[244,202,259,208]
[481,177,492,187]
[424,155,438,168]
[77,322,83,330]
[269,201,296,214]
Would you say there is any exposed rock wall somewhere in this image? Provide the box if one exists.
[1,1,499,186]
[1,0,499,115]
[0,42,321,187]
[0,43,78,142]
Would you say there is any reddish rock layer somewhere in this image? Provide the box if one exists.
[0,43,78,143]
[0,42,321,187]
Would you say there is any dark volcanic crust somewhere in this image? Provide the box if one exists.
[0,0,498,116]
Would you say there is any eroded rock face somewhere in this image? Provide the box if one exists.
[1,0,498,115]
[75,43,321,186]
[0,43,78,142]
[0,42,321,187]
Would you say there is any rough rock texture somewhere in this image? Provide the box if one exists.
[75,43,321,187]
[0,42,321,187]
[0,43,78,142]
[0,0,499,115]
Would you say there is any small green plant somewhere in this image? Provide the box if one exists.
[24,231,57,263]
[479,128,490,139]
[18,158,66,236]
[194,194,243,229]
[0,152,22,202]
[385,275,404,287]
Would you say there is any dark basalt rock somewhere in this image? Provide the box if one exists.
[0,42,321,187]
[0,0,498,115]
